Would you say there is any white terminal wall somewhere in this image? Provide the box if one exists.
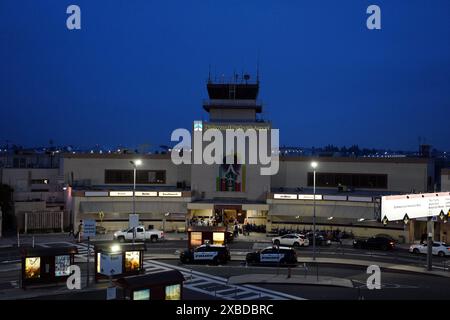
[62,156,190,186]
[272,159,431,193]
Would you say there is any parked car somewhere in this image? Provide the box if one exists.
[113,226,164,242]
[306,232,331,246]
[409,242,450,257]
[96,226,107,235]
[272,234,309,247]
[246,246,298,266]
[180,244,230,265]
[353,236,395,250]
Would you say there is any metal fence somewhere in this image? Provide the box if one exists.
[24,211,64,233]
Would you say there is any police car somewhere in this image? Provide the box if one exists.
[246,246,298,266]
[180,244,231,265]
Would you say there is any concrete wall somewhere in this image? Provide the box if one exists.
[1,168,61,193]
[70,195,191,232]
[441,169,450,191]
[62,155,190,187]
[272,158,432,193]
[209,108,256,121]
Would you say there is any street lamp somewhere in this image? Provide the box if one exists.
[130,160,142,243]
[311,161,318,261]
[163,212,170,232]
[130,160,142,216]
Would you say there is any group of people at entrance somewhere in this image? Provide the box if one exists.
[188,216,251,237]
[232,218,251,238]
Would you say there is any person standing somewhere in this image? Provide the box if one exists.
[74,220,83,242]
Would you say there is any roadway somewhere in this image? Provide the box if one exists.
[1,235,450,300]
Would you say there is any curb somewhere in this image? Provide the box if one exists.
[144,254,450,278]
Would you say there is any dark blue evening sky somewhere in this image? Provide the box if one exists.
[1,1,449,151]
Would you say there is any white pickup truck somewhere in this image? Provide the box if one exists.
[113,226,164,243]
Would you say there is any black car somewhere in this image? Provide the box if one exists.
[180,244,230,265]
[246,246,298,266]
[353,236,395,250]
[306,232,331,246]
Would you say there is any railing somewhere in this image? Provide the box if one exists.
[24,211,64,233]
[203,99,263,107]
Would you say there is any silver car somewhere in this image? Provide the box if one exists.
[409,241,450,257]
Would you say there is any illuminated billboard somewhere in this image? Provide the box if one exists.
[25,257,41,279]
[381,192,450,221]
[55,255,71,277]
[125,251,140,272]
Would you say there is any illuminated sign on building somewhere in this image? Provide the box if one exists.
[135,191,157,197]
[274,194,297,200]
[298,194,323,200]
[110,191,133,197]
[159,192,182,197]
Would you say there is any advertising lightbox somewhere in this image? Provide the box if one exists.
[381,192,450,221]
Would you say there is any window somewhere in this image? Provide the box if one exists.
[307,172,388,189]
[213,232,225,245]
[190,232,202,247]
[133,289,150,300]
[165,284,181,300]
[105,170,166,184]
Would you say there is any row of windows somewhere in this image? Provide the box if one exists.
[104,170,166,184]
[307,172,388,189]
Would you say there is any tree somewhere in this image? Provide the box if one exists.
[0,184,15,234]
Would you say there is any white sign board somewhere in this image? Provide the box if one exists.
[381,192,450,221]
[100,253,123,276]
[135,191,157,197]
[274,194,297,200]
[82,219,96,237]
[159,191,182,197]
[129,214,140,228]
[298,194,323,200]
[110,191,133,197]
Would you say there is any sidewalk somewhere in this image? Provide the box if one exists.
[0,280,110,300]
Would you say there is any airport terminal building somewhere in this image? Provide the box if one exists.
[59,79,439,243]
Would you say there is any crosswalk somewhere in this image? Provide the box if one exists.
[143,259,304,300]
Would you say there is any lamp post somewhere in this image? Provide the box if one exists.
[130,159,142,243]
[163,212,170,232]
[311,161,318,261]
